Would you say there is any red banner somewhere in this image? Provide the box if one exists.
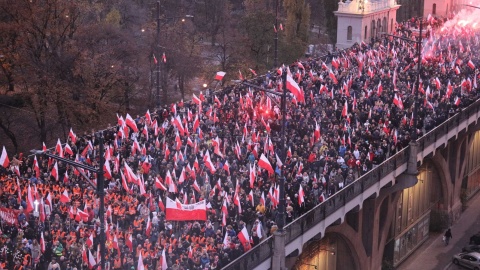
[0,207,19,226]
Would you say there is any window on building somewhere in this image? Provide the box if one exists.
[364,26,368,40]
[377,19,381,36]
[371,20,375,38]
[383,17,387,32]
[433,4,437,15]
[347,26,352,40]
[391,18,394,32]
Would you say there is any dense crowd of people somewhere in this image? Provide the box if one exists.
[1,14,480,270]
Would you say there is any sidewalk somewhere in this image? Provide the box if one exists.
[397,192,480,270]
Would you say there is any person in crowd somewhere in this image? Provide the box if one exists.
[0,14,478,270]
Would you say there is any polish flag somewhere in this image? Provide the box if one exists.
[55,138,63,156]
[203,151,216,174]
[468,60,475,69]
[178,167,186,184]
[223,160,230,175]
[314,121,321,141]
[319,84,327,93]
[2,147,12,168]
[435,77,441,89]
[125,113,139,133]
[377,81,383,96]
[455,66,461,75]
[287,146,292,158]
[193,179,201,193]
[237,227,250,250]
[40,232,46,253]
[69,128,77,144]
[249,68,257,76]
[39,199,46,222]
[215,71,226,81]
[137,252,145,270]
[145,109,152,124]
[192,93,201,105]
[166,170,177,193]
[145,216,152,237]
[86,233,94,248]
[454,96,461,106]
[60,189,70,203]
[88,249,96,269]
[33,156,40,178]
[51,162,59,181]
[165,197,207,221]
[45,192,52,207]
[139,176,147,197]
[125,234,133,252]
[158,196,165,212]
[258,153,274,175]
[446,81,453,98]
[249,164,256,188]
[160,248,168,270]
[298,185,305,205]
[120,171,130,193]
[103,159,112,179]
[223,231,230,247]
[259,191,266,206]
[286,74,302,101]
[341,100,348,117]
[173,116,185,136]
[82,246,88,265]
[123,163,139,185]
[26,186,34,213]
[393,94,404,109]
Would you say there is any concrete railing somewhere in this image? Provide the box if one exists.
[223,98,480,270]
[337,0,398,14]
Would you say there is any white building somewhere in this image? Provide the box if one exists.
[334,0,401,49]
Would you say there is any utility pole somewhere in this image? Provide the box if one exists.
[274,0,279,68]
[156,1,161,108]
[97,134,106,269]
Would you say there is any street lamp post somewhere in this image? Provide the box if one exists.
[241,69,288,270]
[156,1,162,109]
[274,0,279,68]
[31,133,106,269]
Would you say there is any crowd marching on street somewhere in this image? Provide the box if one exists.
[1,14,480,270]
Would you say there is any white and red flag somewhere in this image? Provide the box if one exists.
[393,94,404,110]
[237,227,250,250]
[0,146,10,168]
[125,113,139,133]
[40,232,46,253]
[86,233,94,248]
[60,189,70,203]
[160,248,168,270]
[165,197,207,221]
[215,71,226,81]
[286,74,302,101]
[298,185,305,205]
[468,60,475,70]
[69,128,77,144]
[258,153,274,175]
